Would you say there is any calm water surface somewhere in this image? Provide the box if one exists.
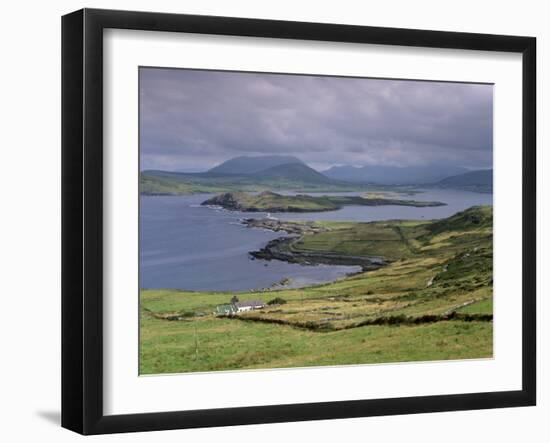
[140,189,492,291]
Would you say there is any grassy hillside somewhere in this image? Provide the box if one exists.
[201,191,445,212]
[140,206,493,374]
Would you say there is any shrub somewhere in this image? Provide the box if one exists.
[267,297,287,306]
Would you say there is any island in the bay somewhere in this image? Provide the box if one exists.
[139,67,494,375]
[201,191,446,212]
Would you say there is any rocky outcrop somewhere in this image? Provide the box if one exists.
[250,237,388,270]
[202,192,247,211]
[244,217,388,270]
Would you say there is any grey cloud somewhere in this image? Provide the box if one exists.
[139,68,493,171]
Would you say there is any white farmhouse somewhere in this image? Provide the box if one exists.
[234,300,265,313]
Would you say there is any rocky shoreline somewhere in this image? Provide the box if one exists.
[243,218,328,235]
[243,218,389,271]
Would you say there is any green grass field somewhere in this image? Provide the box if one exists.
[140,206,493,374]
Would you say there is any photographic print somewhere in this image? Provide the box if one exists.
[139,67,494,375]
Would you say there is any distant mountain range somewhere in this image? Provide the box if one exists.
[140,155,493,195]
[323,164,469,185]
[435,169,493,193]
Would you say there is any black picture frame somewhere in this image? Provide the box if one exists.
[62,8,536,435]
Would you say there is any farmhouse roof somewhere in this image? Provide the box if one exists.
[234,300,265,308]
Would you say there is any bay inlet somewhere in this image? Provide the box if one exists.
[139,189,492,292]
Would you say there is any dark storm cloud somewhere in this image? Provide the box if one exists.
[139,68,493,171]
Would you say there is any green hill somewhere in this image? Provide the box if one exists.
[436,169,493,193]
[426,205,493,235]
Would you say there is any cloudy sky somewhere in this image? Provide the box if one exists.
[139,67,493,172]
